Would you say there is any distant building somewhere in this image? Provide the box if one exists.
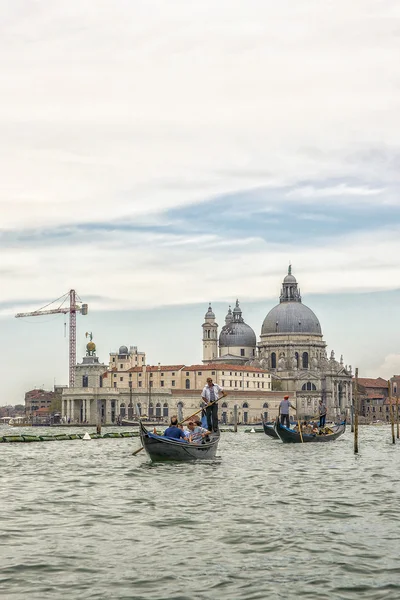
[357,377,389,421]
[25,389,55,413]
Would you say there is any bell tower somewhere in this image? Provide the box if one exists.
[202,304,218,363]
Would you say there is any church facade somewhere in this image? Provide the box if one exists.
[203,267,353,419]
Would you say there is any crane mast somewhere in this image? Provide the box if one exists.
[15,289,88,388]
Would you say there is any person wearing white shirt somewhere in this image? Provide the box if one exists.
[201,377,227,433]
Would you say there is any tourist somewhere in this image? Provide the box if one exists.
[163,416,187,440]
[279,395,296,428]
[201,377,227,433]
[318,400,327,428]
[189,419,211,443]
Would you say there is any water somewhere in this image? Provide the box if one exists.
[1,426,399,600]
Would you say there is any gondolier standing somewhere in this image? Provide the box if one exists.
[279,395,296,428]
[318,399,327,428]
[201,377,227,433]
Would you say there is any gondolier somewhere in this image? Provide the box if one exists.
[318,399,327,428]
[279,395,296,428]
[201,378,227,433]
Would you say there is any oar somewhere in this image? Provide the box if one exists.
[298,417,304,443]
[132,398,221,456]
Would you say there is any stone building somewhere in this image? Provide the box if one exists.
[203,300,257,365]
[254,266,353,418]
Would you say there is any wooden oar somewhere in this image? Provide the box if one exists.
[132,397,222,456]
[298,418,304,443]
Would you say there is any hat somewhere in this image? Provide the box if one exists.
[284,395,289,399]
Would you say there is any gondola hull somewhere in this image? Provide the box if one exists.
[139,421,220,461]
[262,419,279,439]
[275,419,346,443]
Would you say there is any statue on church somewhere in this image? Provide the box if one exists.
[291,355,298,370]
[311,356,318,370]
[278,354,286,371]
[85,332,96,356]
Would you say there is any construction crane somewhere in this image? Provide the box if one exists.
[15,290,88,388]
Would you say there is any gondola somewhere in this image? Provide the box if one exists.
[139,420,220,461]
[274,418,346,443]
[262,418,279,439]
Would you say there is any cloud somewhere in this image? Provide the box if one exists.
[376,354,400,380]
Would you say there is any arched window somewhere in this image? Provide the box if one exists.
[302,352,309,369]
[295,352,299,368]
[271,353,277,369]
[222,402,228,408]
[149,402,154,417]
[185,379,190,389]
[163,403,169,418]
[243,402,249,409]
[120,403,126,417]
[82,375,88,388]
[301,382,316,391]
[263,402,268,409]
[155,402,161,417]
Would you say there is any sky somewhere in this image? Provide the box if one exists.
[1,1,400,404]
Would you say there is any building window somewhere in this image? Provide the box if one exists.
[230,372,232,376]
[149,381,153,388]
[138,373,142,377]
[120,377,123,382]
[301,382,316,391]
[198,371,202,375]
[149,403,154,417]
[262,383,264,388]
[120,364,123,369]
[156,403,161,418]
[82,375,88,388]
[257,382,260,388]
[252,349,256,356]
[302,352,309,369]
[138,381,142,387]
[212,371,215,375]
[234,381,237,387]
[161,380,164,387]
[295,352,299,368]
[150,373,153,378]
[271,353,277,369]
[161,373,164,377]
[113,382,117,388]
[163,403,169,417]
[99,375,103,388]
[230,381,233,387]
[172,372,175,376]
[222,380,225,386]
[186,372,189,376]
[222,371,225,375]
[222,402,228,408]
[186,379,190,390]
[129,373,132,378]
[114,374,117,378]
[246,382,249,388]
[172,380,175,387]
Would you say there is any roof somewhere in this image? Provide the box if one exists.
[184,364,269,373]
[261,302,322,336]
[127,365,185,373]
[358,377,389,389]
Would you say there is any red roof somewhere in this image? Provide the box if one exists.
[358,378,389,389]
[184,364,269,373]
[127,365,185,373]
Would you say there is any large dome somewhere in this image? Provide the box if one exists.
[261,266,322,336]
[219,321,257,347]
[261,302,322,336]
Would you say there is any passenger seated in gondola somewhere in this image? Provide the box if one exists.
[163,416,187,441]
[186,420,211,443]
[311,423,319,434]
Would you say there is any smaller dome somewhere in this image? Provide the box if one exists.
[118,345,129,355]
[225,306,233,325]
[283,274,297,283]
[205,303,215,319]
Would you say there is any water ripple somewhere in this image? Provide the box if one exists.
[1,425,400,599]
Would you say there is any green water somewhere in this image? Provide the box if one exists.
[0,426,399,599]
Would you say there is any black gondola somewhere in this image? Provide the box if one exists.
[274,418,346,443]
[262,419,279,439]
[139,420,220,461]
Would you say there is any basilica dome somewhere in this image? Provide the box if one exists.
[219,300,256,347]
[261,267,322,336]
[261,302,321,335]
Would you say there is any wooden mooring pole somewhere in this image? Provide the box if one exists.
[96,398,102,435]
[354,368,359,454]
[396,396,399,440]
[233,404,238,433]
[388,381,395,445]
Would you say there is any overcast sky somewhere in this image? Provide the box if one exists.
[1,1,399,404]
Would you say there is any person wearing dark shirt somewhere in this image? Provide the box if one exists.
[163,416,187,440]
